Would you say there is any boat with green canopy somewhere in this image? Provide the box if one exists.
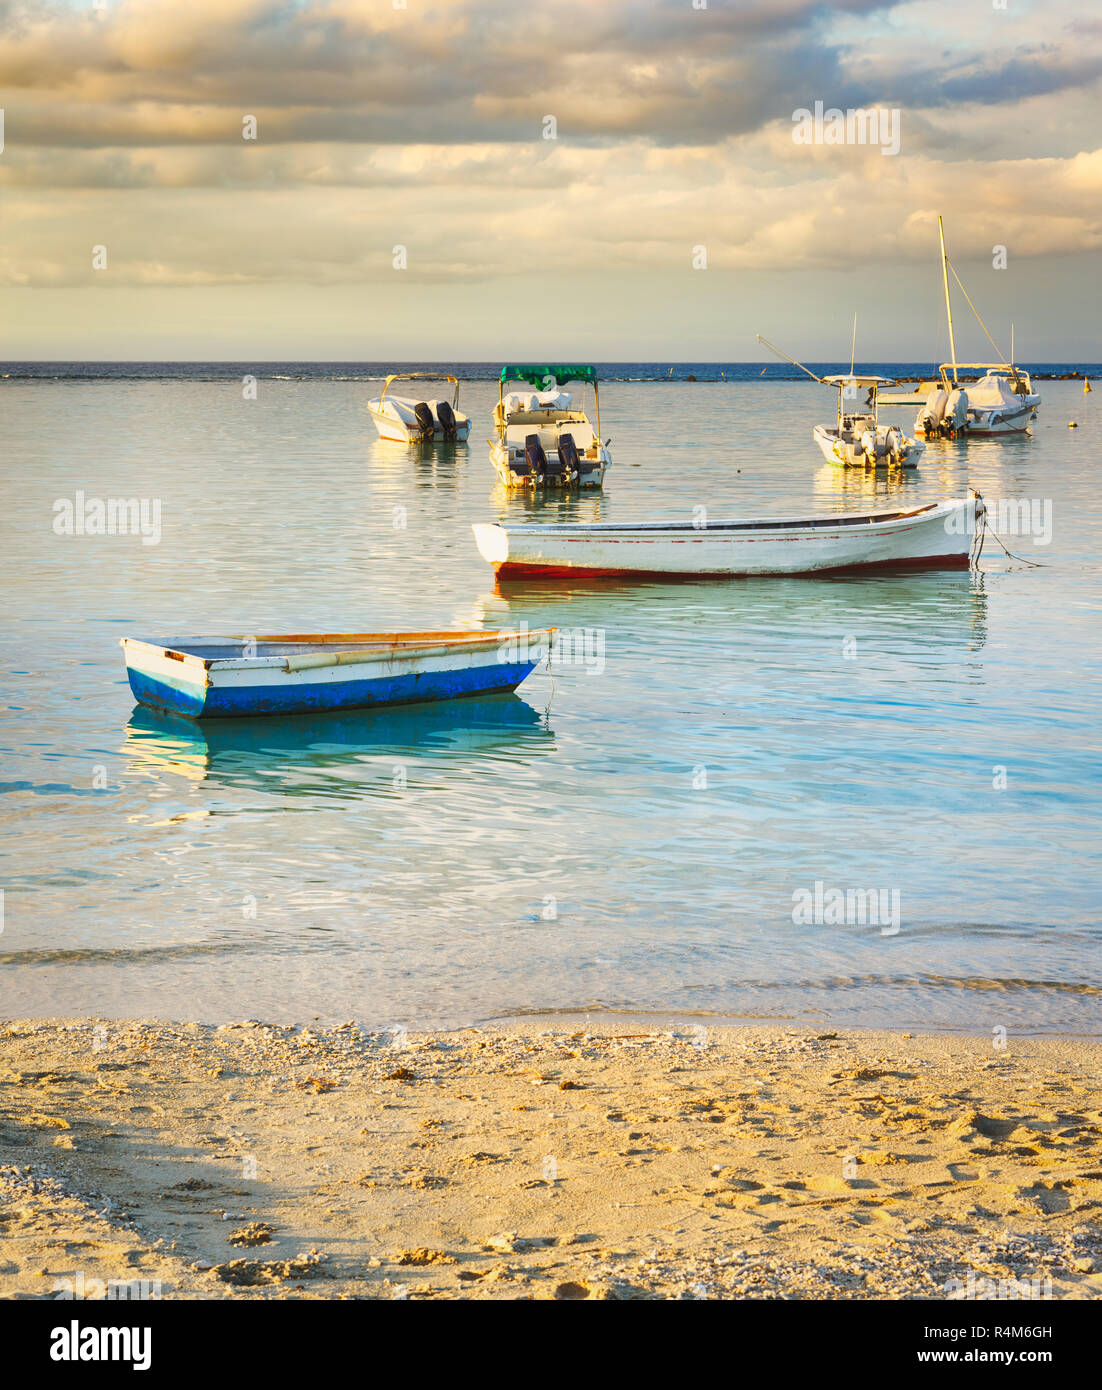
[490,365,611,489]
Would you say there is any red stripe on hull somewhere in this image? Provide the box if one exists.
[494,553,971,581]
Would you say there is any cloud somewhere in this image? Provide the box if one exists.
[2,0,1098,149]
[3,136,1099,290]
[0,0,1098,316]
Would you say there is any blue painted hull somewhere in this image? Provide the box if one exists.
[127,660,541,720]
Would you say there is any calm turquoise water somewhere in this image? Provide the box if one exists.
[2,377,1099,1034]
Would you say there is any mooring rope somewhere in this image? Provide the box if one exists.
[971,494,985,568]
[972,491,1047,569]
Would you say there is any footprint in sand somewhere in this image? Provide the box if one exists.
[1015,1183,1071,1214]
[946,1164,980,1182]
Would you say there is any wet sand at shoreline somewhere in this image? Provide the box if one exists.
[1,1019,1099,1300]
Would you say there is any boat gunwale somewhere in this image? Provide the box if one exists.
[487,501,952,538]
[121,628,558,673]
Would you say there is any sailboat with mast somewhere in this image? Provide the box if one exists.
[880,217,1041,438]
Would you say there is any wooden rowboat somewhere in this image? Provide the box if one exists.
[121,629,556,720]
[473,497,981,579]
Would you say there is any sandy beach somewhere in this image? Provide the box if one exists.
[1,1018,1099,1300]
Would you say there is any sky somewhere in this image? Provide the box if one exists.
[1,0,1100,360]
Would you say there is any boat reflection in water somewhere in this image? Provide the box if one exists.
[811,462,926,507]
[476,565,989,668]
[121,693,554,793]
[497,487,609,524]
[366,436,470,490]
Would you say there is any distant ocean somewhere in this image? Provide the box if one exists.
[2,360,1098,383]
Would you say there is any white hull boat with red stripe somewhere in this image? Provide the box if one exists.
[473,497,981,579]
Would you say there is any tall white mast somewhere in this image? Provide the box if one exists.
[938,216,958,386]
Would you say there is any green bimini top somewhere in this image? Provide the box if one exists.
[500,365,598,389]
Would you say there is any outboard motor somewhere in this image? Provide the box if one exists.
[557,432,582,484]
[917,387,948,437]
[885,425,902,459]
[413,402,436,441]
[945,388,968,434]
[860,428,876,461]
[436,399,458,441]
[524,433,548,483]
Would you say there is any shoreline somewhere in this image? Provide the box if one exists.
[2,1018,1099,1300]
[491,1009,1102,1042]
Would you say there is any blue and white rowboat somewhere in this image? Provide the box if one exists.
[121,629,556,720]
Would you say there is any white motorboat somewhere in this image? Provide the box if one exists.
[368,373,471,443]
[490,365,610,488]
[473,496,982,580]
[812,375,923,468]
[757,334,921,469]
[907,364,1041,438]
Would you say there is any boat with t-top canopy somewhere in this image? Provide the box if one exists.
[490,365,611,488]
